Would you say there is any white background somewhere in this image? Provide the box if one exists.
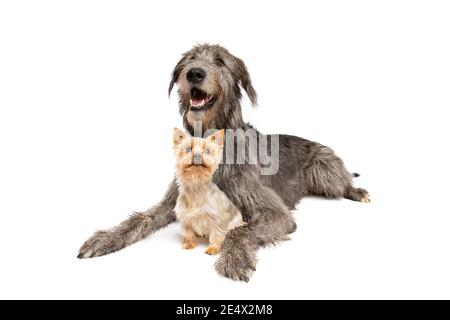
[1,1,449,299]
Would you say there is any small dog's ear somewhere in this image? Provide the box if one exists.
[168,55,187,97]
[173,128,187,146]
[207,129,224,147]
[234,57,258,106]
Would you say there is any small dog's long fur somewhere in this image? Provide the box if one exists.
[78,44,369,282]
[173,128,244,255]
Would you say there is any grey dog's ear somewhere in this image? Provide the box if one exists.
[168,55,187,97]
[234,57,258,106]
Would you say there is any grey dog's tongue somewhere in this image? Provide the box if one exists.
[190,96,212,108]
[191,98,204,107]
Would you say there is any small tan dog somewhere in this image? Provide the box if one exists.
[173,128,244,255]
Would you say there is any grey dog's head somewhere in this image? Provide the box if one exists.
[169,44,257,131]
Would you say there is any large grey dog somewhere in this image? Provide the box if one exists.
[78,44,369,281]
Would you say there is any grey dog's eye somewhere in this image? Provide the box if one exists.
[204,148,210,155]
[214,58,225,67]
[185,147,192,153]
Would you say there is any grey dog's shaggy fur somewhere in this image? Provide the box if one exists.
[78,44,369,281]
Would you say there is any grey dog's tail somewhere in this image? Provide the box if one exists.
[352,173,360,178]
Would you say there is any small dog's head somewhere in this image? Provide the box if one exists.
[168,44,257,129]
[173,128,224,184]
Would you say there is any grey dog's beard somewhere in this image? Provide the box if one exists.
[188,109,206,120]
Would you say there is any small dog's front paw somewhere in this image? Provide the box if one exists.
[205,245,220,255]
[214,246,256,282]
[182,240,197,250]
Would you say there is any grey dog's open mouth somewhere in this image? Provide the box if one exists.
[189,87,216,111]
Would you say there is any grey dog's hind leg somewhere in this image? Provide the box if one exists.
[303,145,369,202]
[344,186,370,203]
[78,180,178,258]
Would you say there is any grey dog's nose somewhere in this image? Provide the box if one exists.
[187,68,206,84]
[193,152,202,164]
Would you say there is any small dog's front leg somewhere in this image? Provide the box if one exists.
[181,227,197,250]
[205,230,225,255]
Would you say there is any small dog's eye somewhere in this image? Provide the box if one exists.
[214,58,225,67]
[185,147,192,153]
[204,148,210,155]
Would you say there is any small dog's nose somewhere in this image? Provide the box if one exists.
[193,152,202,164]
[187,68,206,84]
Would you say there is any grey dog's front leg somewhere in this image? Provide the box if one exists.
[78,179,178,258]
[214,170,296,281]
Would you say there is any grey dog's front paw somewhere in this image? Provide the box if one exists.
[77,230,120,259]
[214,246,256,282]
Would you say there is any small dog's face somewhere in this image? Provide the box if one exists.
[168,44,257,129]
[173,128,224,184]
